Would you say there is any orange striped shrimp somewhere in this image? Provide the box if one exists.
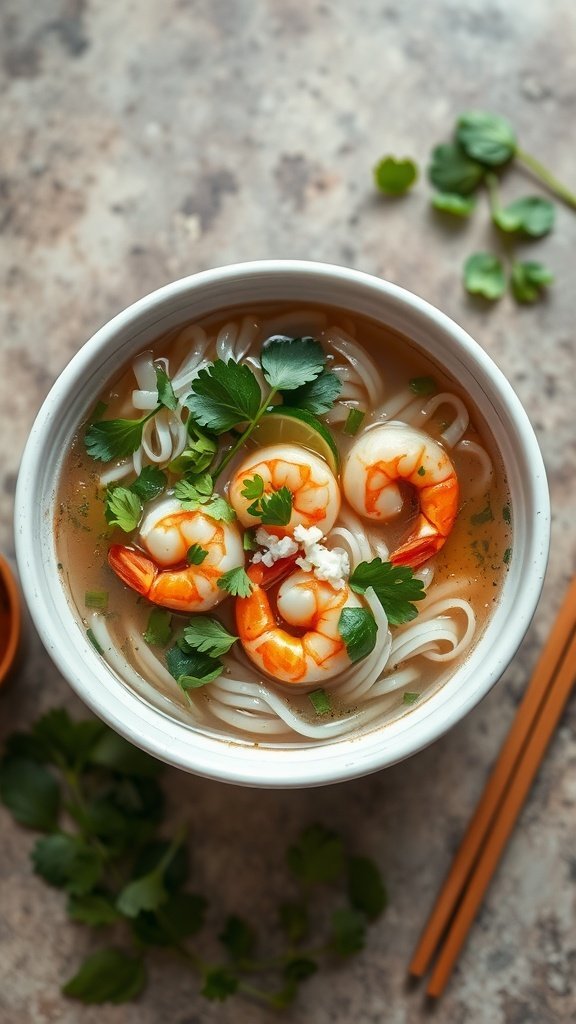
[108,497,244,612]
[236,559,362,685]
[342,422,459,567]
[228,443,340,537]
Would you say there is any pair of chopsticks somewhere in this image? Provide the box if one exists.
[409,573,576,998]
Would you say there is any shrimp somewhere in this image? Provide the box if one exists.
[108,497,244,612]
[236,560,362,685]
[342,423,459,568]
[228,443,340,537]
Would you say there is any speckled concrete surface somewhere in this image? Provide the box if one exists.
[1,1,575,1022]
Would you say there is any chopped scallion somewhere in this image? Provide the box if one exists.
[343,409,366,436]
[309,689,332,715]
[84,590,109,610]
[86,628,103,654]
[402,691,420,705]
[503,547,512,565]
[409,376,437,396]
[143,608,172,647]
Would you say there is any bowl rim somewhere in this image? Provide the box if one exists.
[14,260,550,786]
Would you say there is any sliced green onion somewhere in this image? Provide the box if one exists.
[343,409,366,436]
[409,376,437,396]
[503,547,512,565]
[84,590,109,610]
[86,628,103,654]
[402,691,420,705]
[309,688,332,715]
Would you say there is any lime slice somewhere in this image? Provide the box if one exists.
[251,408,340,474]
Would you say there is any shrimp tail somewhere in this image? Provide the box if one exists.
[108,545,157,596]
[247,554,299,589]
[390,532,445,568]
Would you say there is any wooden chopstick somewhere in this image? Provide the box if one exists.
[409,574,576,994]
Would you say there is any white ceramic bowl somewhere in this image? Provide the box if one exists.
[15,261,550,787]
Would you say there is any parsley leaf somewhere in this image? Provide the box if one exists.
[349,559,425,626]
[201,496,237,522]
[240,474,265,501]
[155,367,178,411]
[428,142,484,195]
[32,833,102,894]
[463,252,506,300]
[165,644,223,689]
[493,196,555,237]
[67,893,121,926]
[143,608,172,646]
[185,358,262,433]
[186,544,208,565]
[338,607,378,663]
[281,368,342,414]
[511,260,554,303]
[287,824,344,885]
[130,466,167,502]
[217,566,253,598]
[456,110,516,167]
[347,856,387,920]
[432,191,476,217]
[105,487,142,532]
[182,617,238,658]
[373,155,418,195]
[0,757,60,831]
[116,829,185,917]
[258,487,293,526]
[85,414,155,463]
[62,948,146,1004]
[261,337,325,391]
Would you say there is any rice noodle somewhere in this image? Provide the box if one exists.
[455,439,494,496]
[323,326,384,408]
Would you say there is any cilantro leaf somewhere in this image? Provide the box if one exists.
[259,487,293,526]
[200,496,236,522]
[155,366,177,411]
[456,110,516,167]
[373,155,418,195]
[143,608,172,647]
[62,948,146,1004]
[403,691,421,705]
[182,617,238,658]
[32,709,105,769]
[0,757,60,831]
[174,477,236,523]
[261,337,325,391]
[185,358,262,433]
[130,466,167,502]
[85,414,153,463]
[493,196,555,237]
[116,829,185,917]
[281,368,342,414]
[32,833,102,894]
[463,252,506,301]
[217,566,253,598]
[432,191,476,217]
[338,607,378,663]
[347,856,387,920]
[88,731,161,778]
[343,408,365,436]
[202,967,238,1001]
[283,956,318,983]
[165,644,223,689]
[169,423,217,475]
[133,840,189,892]
[329,908,366,956]
[240,474,265,501]
[349,559,425,626]
[219,915,257,960]
[67,893,122,926]
[278,901,309,944]
[428,142,484,195]
[132,891,207,946]
[287,824,344,885]
[186,544,208,565]
[105,487,142,532]
[511,260,554,303]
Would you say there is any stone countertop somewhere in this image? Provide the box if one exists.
[1,1,575,1022]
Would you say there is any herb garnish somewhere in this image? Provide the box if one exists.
[186,544,209,565]
[0,712,386,1009]
[374,156,418,195]
[84,590,109,611]
[241,476,293,527]
[143,608,172,647]
[130,466,167,502]
[338,607,378,663]
[155,367,178,411]
[409,376,437,397]
[217,566,254,599]
[165,644,224,691]
[343,409,365,436]
[105,487,142,533]
[308,689,332,715]
[182,617,238,658]
[174,475,236,523]
[402,691,421,705]
[85,412,158,463]
[281,368,342,415]
[349,559,425,625]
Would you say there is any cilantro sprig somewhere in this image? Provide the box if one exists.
[0,711,386,1010]
[85,366,180,464]
[349,559,425,626]
[173,474,236,523]
[373,110,571,306]
[338,607,378,663]
[241,475,293,527]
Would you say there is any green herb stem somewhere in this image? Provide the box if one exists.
[485,172,500,218]
[516,147,576,211]
[211,389,279,480]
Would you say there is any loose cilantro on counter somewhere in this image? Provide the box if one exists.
[0,711,386,1010]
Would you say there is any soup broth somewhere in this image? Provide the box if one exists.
[56,304,511,744]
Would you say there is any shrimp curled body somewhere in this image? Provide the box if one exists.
[229,443,340,536]
[236,562,362,686]
[108,498,244,612]
[342,423,459,568]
